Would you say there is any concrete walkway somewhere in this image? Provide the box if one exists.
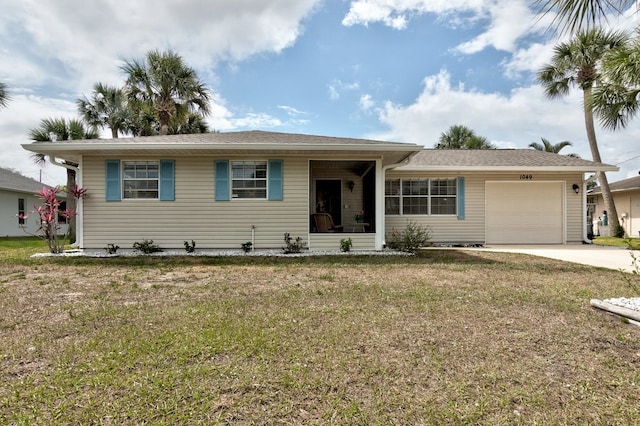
[481,244,637,273]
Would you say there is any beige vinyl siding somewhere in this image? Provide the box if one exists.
[308,233,375,251]
[81,155,309,249]
[384,171,585,245]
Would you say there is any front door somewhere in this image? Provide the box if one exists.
[315,179,342,226]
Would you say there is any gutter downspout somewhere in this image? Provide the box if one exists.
[379,151,421,249]
[582,174,599,244]
[48,156,82,248]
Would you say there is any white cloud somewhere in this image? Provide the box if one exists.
[371,69,640,181]
[0,0,321,94]
[359,94,375,111]
[343,0,546,55]
[454,1,541,54]
[0,95,79,185]
[328,79,360,100]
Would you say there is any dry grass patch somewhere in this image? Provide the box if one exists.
[0,251,639,424]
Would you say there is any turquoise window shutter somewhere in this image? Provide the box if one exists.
[268,160,283,201]
[457,177,465,220]
[215,160,230,201]
[159,160,175,201]
[105,160,121,201]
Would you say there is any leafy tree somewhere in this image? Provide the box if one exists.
[535,0,637,34]
[435,125,495,149]
[0,82,9,109]
[529,137,580,157]
[537,28,628,236]
[77,82,129,138]
[29,118,98,243]
[591,31,640,130]
[122,50,211,136]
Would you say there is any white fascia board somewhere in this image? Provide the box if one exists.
[394,165,620,173]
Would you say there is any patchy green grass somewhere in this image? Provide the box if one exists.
[0,249,639,424]
[593,236,640,250]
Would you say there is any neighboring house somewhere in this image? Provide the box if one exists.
[21,131,617,250]
[589,175,640,238]
[0,167,67,237]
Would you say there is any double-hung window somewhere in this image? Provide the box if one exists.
[385,178,457,215]
[18,198,25,225]
[123,161,159,199]
[231,161,267,199]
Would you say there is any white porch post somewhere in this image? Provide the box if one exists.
[375,159,384,250]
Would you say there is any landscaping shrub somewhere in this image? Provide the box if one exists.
[386,221,432,253]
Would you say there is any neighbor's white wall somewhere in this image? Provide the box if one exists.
[0,190,41,237]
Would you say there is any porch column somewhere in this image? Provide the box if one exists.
[375,159,384,250]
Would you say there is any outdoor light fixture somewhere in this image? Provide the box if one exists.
[572,183,580,194]
[347,181,355,192]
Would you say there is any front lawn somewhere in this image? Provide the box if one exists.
[593,236,640,250]
[0,249,638,424]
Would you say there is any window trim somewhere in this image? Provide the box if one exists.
[385,177,459,216]
[230,160,269,200]
[122,160,161,200]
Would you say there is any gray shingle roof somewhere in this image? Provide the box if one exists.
[0,167,51,194]
[590,174,640,194]
[25,130,417,147]
[400,149,617,172]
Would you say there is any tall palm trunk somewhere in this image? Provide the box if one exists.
[583,87,620,235]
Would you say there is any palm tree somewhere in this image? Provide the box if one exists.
[535,0,636,34]
[591,31,640,130]
[29,118,99,243]
[0,82,9,109]
[436,125,495,149]
[537,28,628,236]
[122,50,211,136]
[529,137,580,157]
[77,82,129,138]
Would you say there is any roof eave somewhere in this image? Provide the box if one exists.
[394,165,620,172]
[21,142,421,153]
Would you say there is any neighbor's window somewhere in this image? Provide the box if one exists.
[123,161,159,199]
[57,201,68,224]
[231,161,267,199]
[385,178,457,215]
[18,198,25,225]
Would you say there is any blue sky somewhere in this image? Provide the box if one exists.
[1,0,638,185]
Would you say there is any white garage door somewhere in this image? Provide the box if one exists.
[486,181,564,244]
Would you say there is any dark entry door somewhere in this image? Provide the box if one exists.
[315,179,342,225]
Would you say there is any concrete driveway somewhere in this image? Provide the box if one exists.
[482,244,637,273]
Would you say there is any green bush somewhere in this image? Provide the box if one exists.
[241,241,253,253]
[340,238,353,252]
[184,240,196,253]
[133,239,163,254]
[386,221,432,254]
[614,224,625,238]
[282,233,306,254]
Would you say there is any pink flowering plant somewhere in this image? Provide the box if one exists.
[354,210,365,223]
[26,185,87,254]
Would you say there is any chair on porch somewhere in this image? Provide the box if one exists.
[312,213,344,233]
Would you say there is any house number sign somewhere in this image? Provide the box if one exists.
[519,174,533,180]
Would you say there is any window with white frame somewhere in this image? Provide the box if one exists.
[231,161,267,199]
[385,178,457,215]
[123,161,159,199]
[18,198,25,225]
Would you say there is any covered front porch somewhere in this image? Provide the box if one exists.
[307,159,381,250]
